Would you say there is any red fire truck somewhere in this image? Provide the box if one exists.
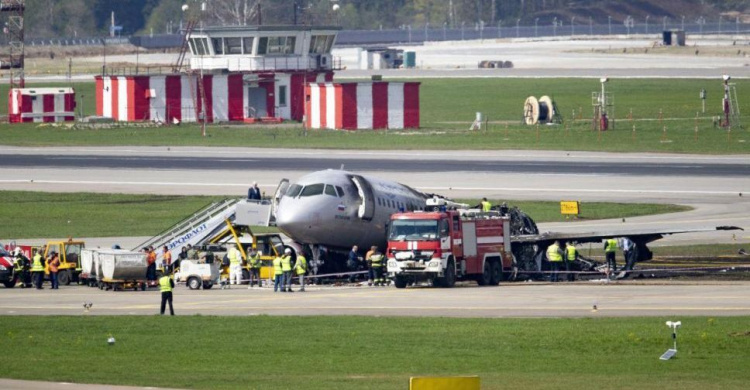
[386,199,513,288]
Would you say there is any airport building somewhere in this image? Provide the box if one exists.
[95,25,420,129]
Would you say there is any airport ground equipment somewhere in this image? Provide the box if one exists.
[1,0,25,89]
[40,239,85,285]
[660,321,681,360]
[387,198,513,288]
[523,95,561,125]
[592,77,614,130]
[174,260,220,290]
[720,75,742,129]
[98,250,148,291]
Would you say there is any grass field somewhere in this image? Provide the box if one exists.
[0,315,748,389]
[0,78,748,153]
[0,191,689,239]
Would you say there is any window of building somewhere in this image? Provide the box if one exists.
[257,37,268,54]
[190,38,209,56]
[242,37,255,54]
[309,35,334,54]
[224,37,242,55]
[211,38,223,55]
[259,36,296,55]
[278,85,287,107]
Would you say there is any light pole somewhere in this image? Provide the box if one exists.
[516,18,520,38]
[408,24,412,43]
[553,17,557,36]
[424,22,429,41]
[535,18,539,37]
[663,16,668,31]
[571,16,575,36]
[479,20,484,41]
[681,15,685,31]
[719,15,722,34]
[645,15,649,34]
[461,21,465,40]
[443,22,447,40]
[608,15,611,34]
[497,20,501,38]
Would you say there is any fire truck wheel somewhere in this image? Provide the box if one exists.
[478,261,492,286]
[393,276,407,289]
[443,261,456,288]
[58,270,72,286]
[490,261,502,285]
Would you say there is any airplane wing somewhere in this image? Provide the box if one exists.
[512,226,743,245]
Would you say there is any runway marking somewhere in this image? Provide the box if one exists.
[0,179,746,196]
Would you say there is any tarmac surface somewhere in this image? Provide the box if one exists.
[2,281,750,317]
[1,146,748,246]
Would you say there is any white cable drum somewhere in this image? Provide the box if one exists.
[524,96,539,125]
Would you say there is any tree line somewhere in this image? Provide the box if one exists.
[9,0,743,39]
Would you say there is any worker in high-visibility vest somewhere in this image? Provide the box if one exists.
[31,248,45,290]
[368,247,385,286]
[546,240,564,282]
[158,274,175,316]
[273,255,283,293]
[281,248,294,292]
[247,248,262,289]
[227,245,242,286]
[604,238,618,277]
[480,198,492,212]
[565,242,579,282]
[294,253,308,292]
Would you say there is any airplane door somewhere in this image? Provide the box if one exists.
[271,178,289,221]
[350,175,375,221]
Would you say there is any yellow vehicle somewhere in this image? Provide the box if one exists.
[211,221,297,283]
[42,239,84,285]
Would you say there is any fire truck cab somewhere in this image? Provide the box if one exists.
[386,199,513,288]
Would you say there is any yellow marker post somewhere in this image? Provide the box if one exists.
[560,201,580,216]
[410,376,480,390]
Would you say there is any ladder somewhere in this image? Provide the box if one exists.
[172,19,197,73]
[132,198,241,253]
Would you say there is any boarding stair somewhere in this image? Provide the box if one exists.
[132,198,241,253]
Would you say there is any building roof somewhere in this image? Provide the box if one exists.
[193,25,341,34]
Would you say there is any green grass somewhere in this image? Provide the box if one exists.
[1,78,749,153]
[0,191,690,239]
[0,316,748,389]
[463,198,691,223]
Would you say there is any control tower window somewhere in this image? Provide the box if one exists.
[225,37,242,55]
[242,37,255,54]
[309,35,334,54]
[190,38,209,56]
[259,36,296,55]
[211,38,223,55]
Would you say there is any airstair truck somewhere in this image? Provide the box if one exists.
[386,198,513,288]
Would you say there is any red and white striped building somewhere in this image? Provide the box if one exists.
[8,88,76,123]
[305,82,420,130]
[95,72,332,123]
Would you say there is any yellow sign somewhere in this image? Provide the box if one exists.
[410,376,480,390]
[560,201,580,215]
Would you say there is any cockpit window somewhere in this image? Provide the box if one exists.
[335,186,345,197]
[300,183,324,197]
[324,185,338,197]
[286,184,303,198]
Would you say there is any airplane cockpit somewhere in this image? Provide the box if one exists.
[284,183,346,199]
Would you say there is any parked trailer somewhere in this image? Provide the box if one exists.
[98,251,148,291]
[174,260,221,290]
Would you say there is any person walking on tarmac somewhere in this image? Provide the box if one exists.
[228,244,242,286]
[369,247,385,286]
[158,274,175,316]
[564,242,579,282]
[546,241,564,282]
[294,252,308,292]
[273,254,283,292]
[31,248,45,289]
[48,252,60,290]
[247,248,262,289]
[281,248,294,292]
[13,248,31,288]
[604,238,618,278]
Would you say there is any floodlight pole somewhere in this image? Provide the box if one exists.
[645,15,649,34]
[535,18,539,37]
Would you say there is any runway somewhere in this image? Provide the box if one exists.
[2,282,749,317]
[0,146,748,245]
